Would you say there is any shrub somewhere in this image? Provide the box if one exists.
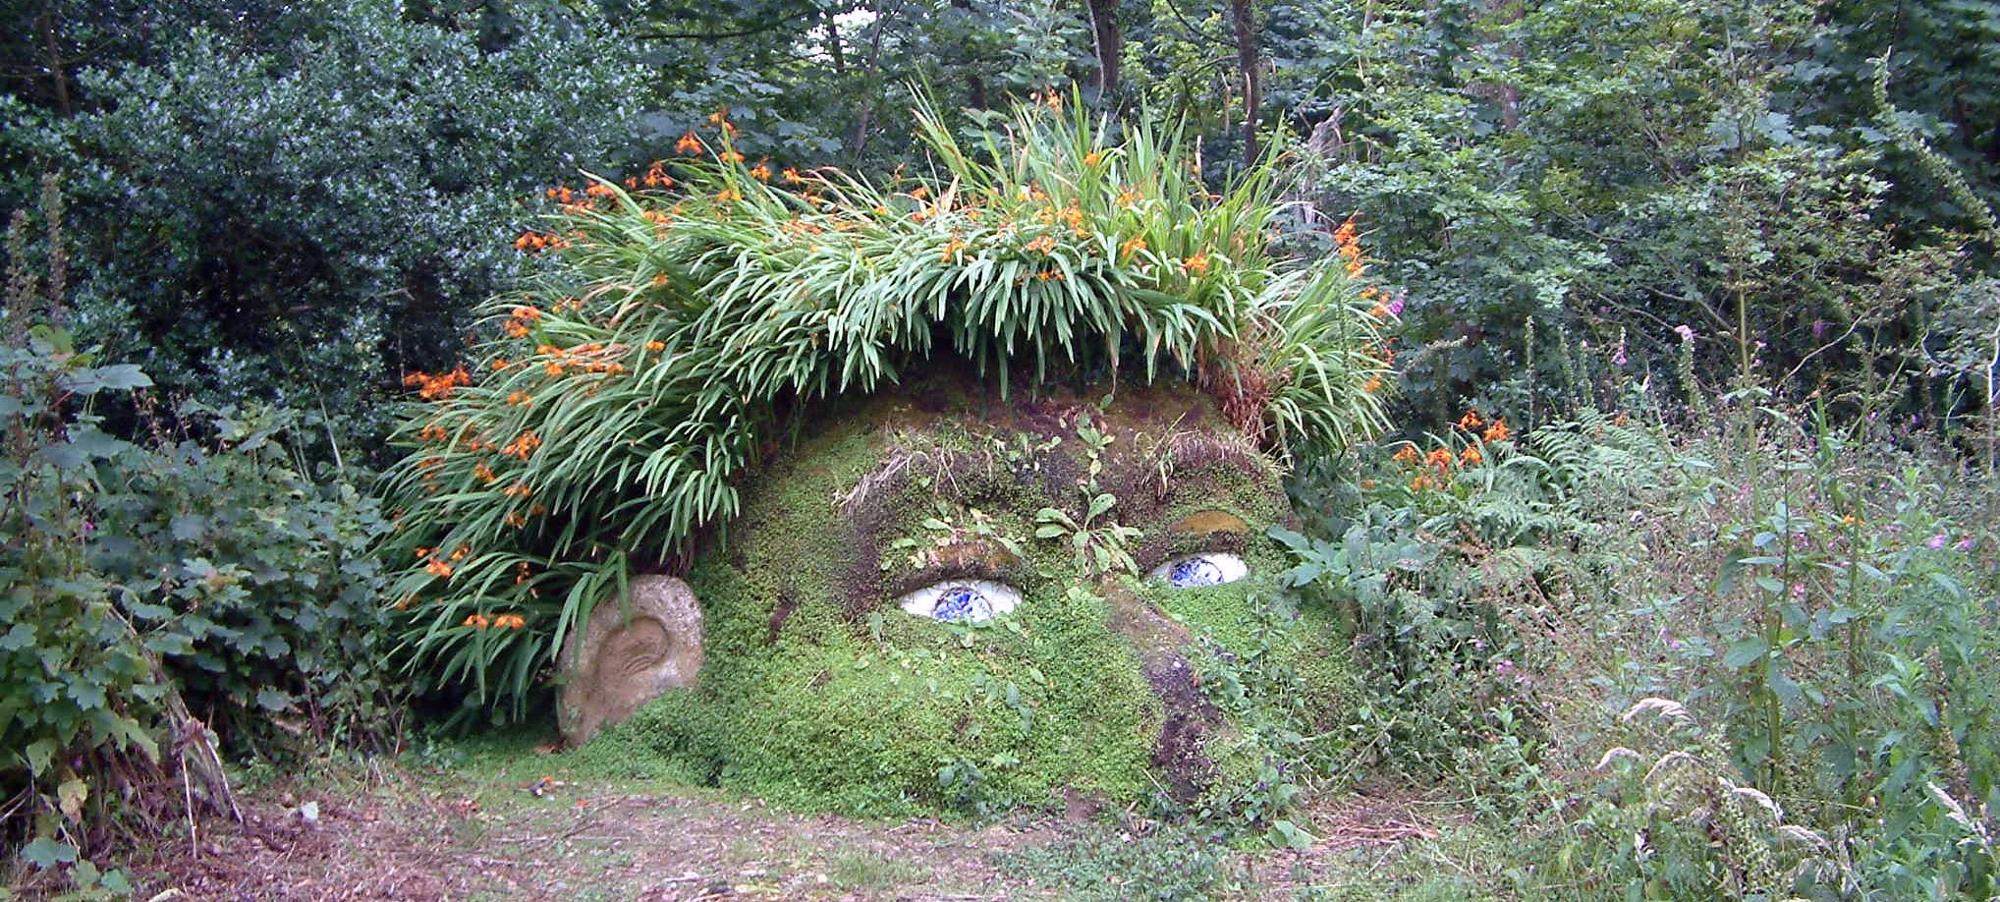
[0,1,647,455]
[1287,381,1999,896]
[2,186,403,888]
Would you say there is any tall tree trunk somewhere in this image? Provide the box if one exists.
[822,6,845,75]
[846,1,890,161]
[1085,0,1121,97]
[1229,0,1259,166]
[41,4,71,117]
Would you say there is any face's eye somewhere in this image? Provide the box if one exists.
[1149,553,1249,588]
[895,579,1022,624]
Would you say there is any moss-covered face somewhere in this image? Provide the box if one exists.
[569,377,1351,817]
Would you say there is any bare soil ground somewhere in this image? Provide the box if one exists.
[118,768,1480,900]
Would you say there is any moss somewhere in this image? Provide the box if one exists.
[570,377,1352,819]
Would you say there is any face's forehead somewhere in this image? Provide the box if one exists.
[705,377,1291,615]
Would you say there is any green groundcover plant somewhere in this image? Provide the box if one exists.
[382,93,1394,717]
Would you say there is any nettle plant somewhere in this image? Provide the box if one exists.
[382,93,1394,717]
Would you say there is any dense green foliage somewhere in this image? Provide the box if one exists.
[2,1,646,451]
[1,193,406,884]
[1276,387,1998,897]
[7,0,1995,450]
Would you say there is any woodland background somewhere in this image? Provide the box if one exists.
[3,0,1998,897]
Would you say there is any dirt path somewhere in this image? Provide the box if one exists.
[127,771,1481,900]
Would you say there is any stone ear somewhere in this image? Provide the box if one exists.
[556,575,704,745]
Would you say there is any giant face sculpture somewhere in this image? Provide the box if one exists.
[557,375,1351,815]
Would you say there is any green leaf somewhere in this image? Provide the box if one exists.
[61,364,153,394]
[1723,638,1768,670]
[24,738,56,774]
[1087,492,1115,519]
[19,836,78,870]
[58,777,89,821]
[0,623,35,650]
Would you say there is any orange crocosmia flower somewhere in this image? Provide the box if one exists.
[427,559,454,579]
[463,613,489,629]
[781,167,803,184]
[720,150,745,164]
[1460,446,1484,465]
[908,185,929,200]
[1391,445,1420,465]
[676,132,704,155]
[1363,376,1384,394]
[1117,188,1139,208]
[1119,236,1146,260]
[504,482,532,498]
[1483,418,1511,443]
[1026,235,1057,255]
[1083,150,1103,166]
[940,237,968,261]
[645,340,666,352]
[503,432,543,461]
[1425,448,1454,469]
[504,511,527,528]
[1334,215,1359,246]
[1180,252,1210,275]
[748,161,772,182]
[1458,410,1483,430]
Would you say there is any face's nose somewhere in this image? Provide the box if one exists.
[1095,578,1221,804]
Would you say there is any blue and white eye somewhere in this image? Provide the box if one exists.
[1149,553,1249,588]
[895,579,1021,624]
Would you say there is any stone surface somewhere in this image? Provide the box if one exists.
[557,575,704,745]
